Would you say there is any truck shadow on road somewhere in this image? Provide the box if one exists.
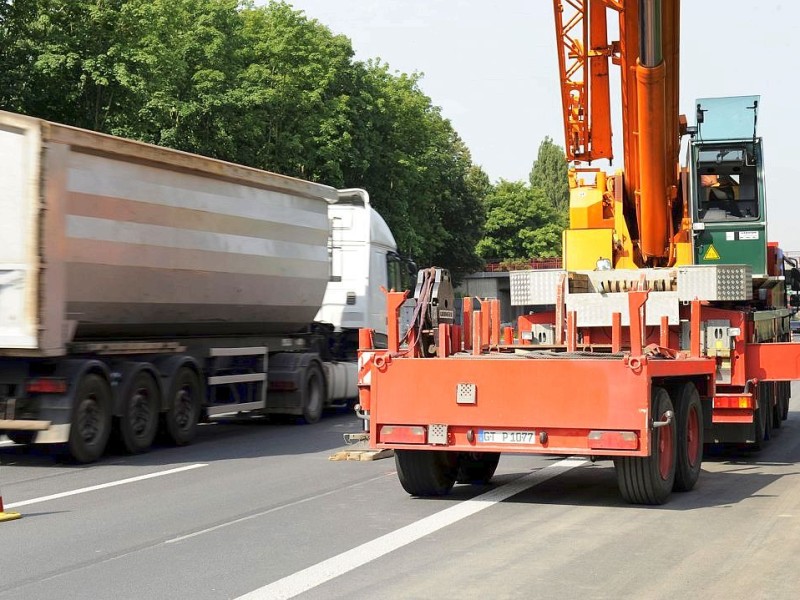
[448,423,800,510]
[501,460,797,510]
[0,410,364,470]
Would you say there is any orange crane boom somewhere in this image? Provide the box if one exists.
[553,0,682,265]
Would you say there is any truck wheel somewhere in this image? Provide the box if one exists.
[782,381,790,421]
[68,373,113,463]
[163,367,201,446]
[456,452,500,484]
[300,362,324,424]
[614,387,676,505]
[772,386,783,430]
[671,382,703,492]
[781,381,792,421]
[119,371,160,454]
[395,449,459,496]
[752,383,769,449]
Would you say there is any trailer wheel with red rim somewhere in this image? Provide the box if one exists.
[669,382,703,492]
[614,386,676,505]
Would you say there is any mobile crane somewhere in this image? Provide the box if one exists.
[356,0,800,504]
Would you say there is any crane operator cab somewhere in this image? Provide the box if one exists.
[690,95,767,275]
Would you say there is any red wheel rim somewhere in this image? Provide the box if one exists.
[658,413,674,480]
[686,404,701,466]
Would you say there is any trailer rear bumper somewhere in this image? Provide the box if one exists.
[376,423,642,456]
[365,354,715,458]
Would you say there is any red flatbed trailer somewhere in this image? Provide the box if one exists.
[357,269,800,504]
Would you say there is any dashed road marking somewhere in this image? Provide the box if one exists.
[5,463,208,509]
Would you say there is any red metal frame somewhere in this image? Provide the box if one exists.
[360,276,800,460]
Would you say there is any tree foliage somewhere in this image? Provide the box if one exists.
[529,136,570,213]
[476,137,570,263]
[0,0,486,280]
[477,180,565,261]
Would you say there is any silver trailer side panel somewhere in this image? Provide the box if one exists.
[0,111,337,356]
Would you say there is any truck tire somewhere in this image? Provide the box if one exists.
[395,449,459,496]
[119,371,160,454]
[300,362,325,424]
[68,373,113,463]
[162,367,201,446]
[773,382,790,427]
[456,452,500,484]
[772,384,783,430]
[670,382,703,492]
[614,387,676,505]
[752,383,769,449]
[782,381,790,421]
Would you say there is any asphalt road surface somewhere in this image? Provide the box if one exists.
[2,384,800,600]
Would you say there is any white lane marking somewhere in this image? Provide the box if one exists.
[5,463,208,508]
[165,471,395,544]
[237,457,586,600]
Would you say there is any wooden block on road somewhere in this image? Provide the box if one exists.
[328,448,394,462]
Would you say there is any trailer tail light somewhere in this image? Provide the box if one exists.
[713,395,753,409]
[587,430,639,450]
[26,378,68,394]
[712,394,754,424]
[379,425,426,444]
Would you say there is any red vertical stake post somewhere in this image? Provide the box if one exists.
[690,298,702,358]
[358,328,374,351]
[463,297,473,351]
[472,311,482,356]
[566,311,578,352]
[612,312,622,353]
[490,299,501,347]
[437,324,450,358]
[480,299,491,350]
[450,325,462,354]
[385,290,408,354]
[627,290,649,356]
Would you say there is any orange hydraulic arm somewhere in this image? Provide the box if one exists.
[553,0,682,266]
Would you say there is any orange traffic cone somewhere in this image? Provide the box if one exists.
[0,472,22,522]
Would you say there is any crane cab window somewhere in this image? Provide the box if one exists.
[696,146,759,222]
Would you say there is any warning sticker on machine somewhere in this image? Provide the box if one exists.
[738,231,759,240]
[703,245,720,260]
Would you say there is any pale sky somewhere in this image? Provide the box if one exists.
[278,1,800,251]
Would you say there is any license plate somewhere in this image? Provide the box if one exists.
[478,429,536,444]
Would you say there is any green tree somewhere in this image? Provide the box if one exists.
[340,60,485,279]
[0,0,486,280]
[477,180,565,261]
[529,136,570,213]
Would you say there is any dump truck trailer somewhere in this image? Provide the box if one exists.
[0,110,403,462]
